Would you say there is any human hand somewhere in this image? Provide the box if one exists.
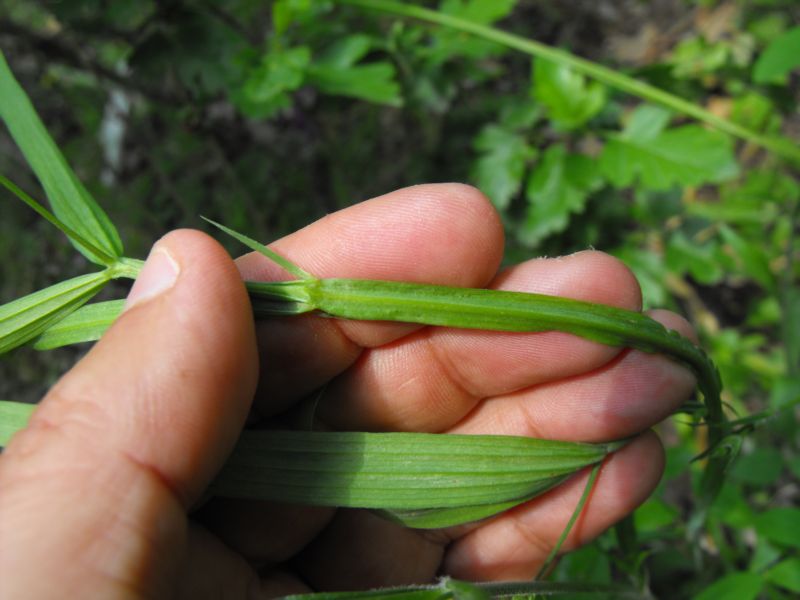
[0,184,697,598]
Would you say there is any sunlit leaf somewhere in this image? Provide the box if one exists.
[211,430,619,529]
[532,57,607,130]
[521,144,600,246]
[470,124,534,210]
[0,51,123,265]
[0,271,111,355]
[601,118,739,190]
[32,299,124,350]
[753,26,800,84]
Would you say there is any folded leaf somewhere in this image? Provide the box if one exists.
[33,299,125,350]
[0,51,123,265]
[211,430,620,528]
[0,272,111,355]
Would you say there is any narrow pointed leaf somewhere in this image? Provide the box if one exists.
[0,174,117,265]
[33,299,125,350]
[0,50,123,264]
[202,216,313,280]
[211,430,619,528]
[0,271,111,355]
[376,487,558,529]
[0,401,36,447]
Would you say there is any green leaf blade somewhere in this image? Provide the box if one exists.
[211,430,616,528]
[0,51,123,265]
[753,26,800,84]
[470,124,533,211]
[532,57,607,130]
[0,271,111,355]
[32,299,125,350]
[521,144,600,247]
[601,124,739,190]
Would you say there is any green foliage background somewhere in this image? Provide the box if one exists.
[1,0,799,598]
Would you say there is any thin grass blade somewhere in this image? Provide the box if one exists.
[0,174,117,265]
[0,271,111,355]
[0,50,123,264]
[202,217,313,280]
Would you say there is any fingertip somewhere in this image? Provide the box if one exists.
[647,308,699,344]
[492,250,642,311]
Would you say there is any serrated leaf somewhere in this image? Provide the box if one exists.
[622,104,672,141]
[532,57,607,130]
[470,125,533,210]
[306,34,402,106]
[520,144,600,246]
[234,46,311,118]
[753,26,800,84]
[0,271,111,355]
[0,401,36,447]
[307,62,402,106]
[600,125,739,190]
[32,299,124,350]
[0,51,123,265]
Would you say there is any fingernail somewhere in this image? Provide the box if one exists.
[124,245,180,311]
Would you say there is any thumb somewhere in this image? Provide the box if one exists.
[0,230,258,598]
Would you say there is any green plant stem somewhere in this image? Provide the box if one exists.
[281,579,648,599]
[248,277,726,442]
[109,257,144,280]
[336,0,800,166]
[535,461,601,580]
